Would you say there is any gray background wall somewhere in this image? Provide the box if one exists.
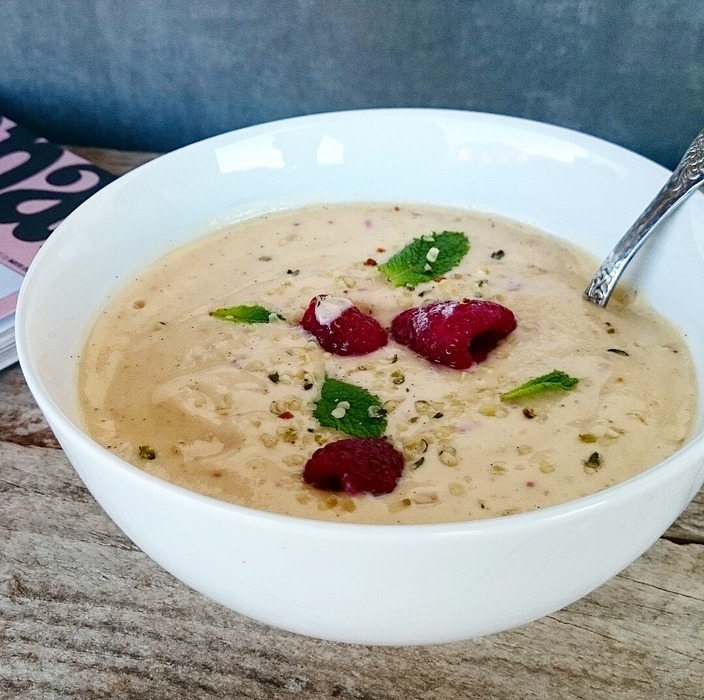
[1,0,702,169]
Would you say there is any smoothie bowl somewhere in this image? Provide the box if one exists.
[15,109,704,645]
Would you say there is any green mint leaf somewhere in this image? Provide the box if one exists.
[313,377,387,438]
[209,305,285,323]
[377,231,470,287]
[501,370,579,402]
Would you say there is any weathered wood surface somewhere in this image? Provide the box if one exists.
[1,150,703,699]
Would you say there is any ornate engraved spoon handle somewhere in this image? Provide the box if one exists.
[584,128,704,307]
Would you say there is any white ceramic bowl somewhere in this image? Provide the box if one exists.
[16,109,704,645]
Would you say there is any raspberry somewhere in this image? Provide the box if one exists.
[300,295,388,356]
[390,299,516,369]
[303,438,404,496]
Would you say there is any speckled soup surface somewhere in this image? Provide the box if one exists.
[78,203,696,524]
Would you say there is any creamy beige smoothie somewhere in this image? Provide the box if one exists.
[79,203,696,523]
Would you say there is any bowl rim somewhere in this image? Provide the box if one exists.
[15,107,704,534]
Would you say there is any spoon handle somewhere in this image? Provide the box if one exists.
[584,128,704,307]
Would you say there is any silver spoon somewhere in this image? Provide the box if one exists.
[584,128,704,307]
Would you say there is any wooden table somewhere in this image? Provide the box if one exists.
[1,149,703,699]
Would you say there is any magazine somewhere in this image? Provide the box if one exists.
[0,116,115,369]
